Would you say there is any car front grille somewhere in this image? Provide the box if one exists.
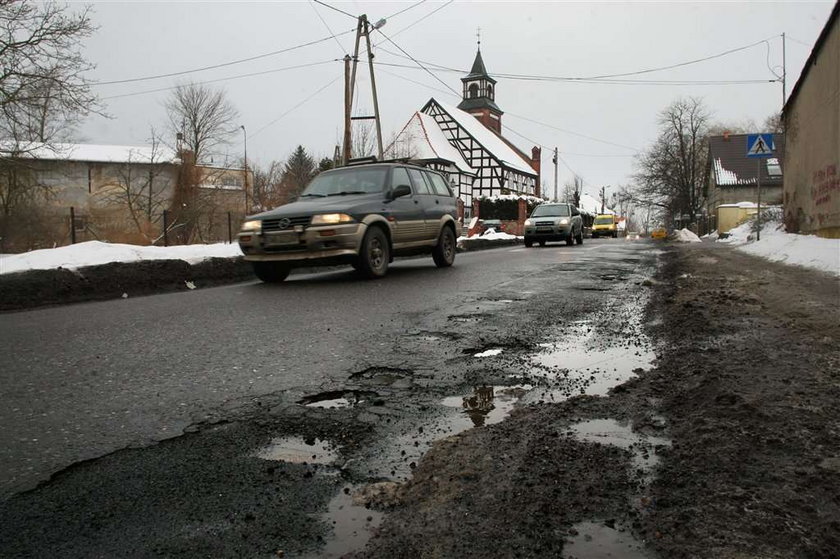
[262,216,310,232]
[536,221,555,227]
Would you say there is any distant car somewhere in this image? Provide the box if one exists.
[626,231,640,241]
[651,227,668,240]
[523,203,583,247]
[238,163,461,282]
[591,214,618,238]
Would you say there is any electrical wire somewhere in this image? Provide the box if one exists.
[92,30,354,86]
[785,35,813,48]
[309,0,349,56]
[251,74,344,138]
[505,112,639,152]
[312,0,356,19]
[101,60,337,100]
[375,0,454,45]
[372,28,460,96]
[384,0,427,20]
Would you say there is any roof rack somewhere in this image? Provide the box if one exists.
[346,156,379,166]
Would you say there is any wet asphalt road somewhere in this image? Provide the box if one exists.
[1,238,660,556]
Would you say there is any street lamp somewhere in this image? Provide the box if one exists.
[240,125,248,214]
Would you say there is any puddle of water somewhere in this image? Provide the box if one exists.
[474,348,503,358]
[568,419,670,472]
[312,485,384,559]
[527,321,655,402]
[441,385,531,429]
[253,436,338,464]
[300,390,377,408]
[563,521,652,559]
[307,398,351,409]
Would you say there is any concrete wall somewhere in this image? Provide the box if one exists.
[783,13,840,238]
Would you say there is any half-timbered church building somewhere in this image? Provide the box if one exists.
[389,47,542,218]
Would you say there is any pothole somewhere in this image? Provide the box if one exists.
[350,367,414,388]
[563,521,652,559]
[308,485,385,559]
[299,390,378,408]
[567,419,670,473]
[441,385,532,428]
[448,313,488,323]
[253,436,339,464]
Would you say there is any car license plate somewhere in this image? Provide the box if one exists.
[265,231,298,246]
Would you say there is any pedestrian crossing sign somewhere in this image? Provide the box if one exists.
[746,134,774,158]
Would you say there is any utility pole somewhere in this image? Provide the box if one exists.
[600,185,606,214]
[240,125,248,214]
[552,147,558,202]
[782,32,787,108]
[343,14,386,164]
[343,54,352,164]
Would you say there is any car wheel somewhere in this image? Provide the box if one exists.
[565,235,574,246]
[524,237,533,247]
[357,226,390,279]
[252,262,291,283]
[539,240,546,247]
[576,229,583,245]
[432,226,456,268]
[613,231,618,238]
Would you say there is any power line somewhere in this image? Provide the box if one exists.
[385,0,428,20]
[312,0,356,19]
[101,60,337,100]
[92,30,354,86]
[505,112,640,152]
[785,35,813,48]
[373,27,460,96]
[251,74,344,139]
[375,0,454,45]
[309,0,349,56]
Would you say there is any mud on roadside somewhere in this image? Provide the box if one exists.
[351,243,840,559]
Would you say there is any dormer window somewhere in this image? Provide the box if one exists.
[766,157,782,177]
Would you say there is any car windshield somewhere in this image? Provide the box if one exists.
[594,217,614,224]
[532,205,570,217]
[300,167,388,197]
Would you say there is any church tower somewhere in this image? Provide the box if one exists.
[457,47,503,134]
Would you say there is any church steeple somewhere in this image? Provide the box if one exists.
[457,44,503,134]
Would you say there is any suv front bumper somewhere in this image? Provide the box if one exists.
[238,223,366,263]
[524,224,573,240]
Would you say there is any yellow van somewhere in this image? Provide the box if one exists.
[592,214,618,238]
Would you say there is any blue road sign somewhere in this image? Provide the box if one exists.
[746,134,774,158]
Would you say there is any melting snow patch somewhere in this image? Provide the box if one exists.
[474,348,503,357]
[674,228,701,243]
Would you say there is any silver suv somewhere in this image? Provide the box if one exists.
[523,203,583,247]
[238,163,461,282]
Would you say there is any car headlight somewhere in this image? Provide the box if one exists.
[311,213,355,225]
[240,220,262,232]
[524,219,532,227]
[558,218,570,225]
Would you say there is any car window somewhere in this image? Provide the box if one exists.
[531,204,570,217]
[302,167,388,196]
[427,172,453,196]
[391,167,412,192]
[407,169,433,195]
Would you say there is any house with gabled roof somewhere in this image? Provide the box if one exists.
[389,47,542,219]
[705,132,785,232]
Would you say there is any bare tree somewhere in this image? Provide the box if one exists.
[251,160,284,211]
[0,0,100,147]
[632,97,711,226]
[97,130,171,242]
[165,83,239,164]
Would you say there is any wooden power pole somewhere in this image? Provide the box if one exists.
[342,14,385,165]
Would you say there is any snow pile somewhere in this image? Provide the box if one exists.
[674,228,702,243]
[719,217,840,276]
[0,240,243,275]
[459,231,519,243]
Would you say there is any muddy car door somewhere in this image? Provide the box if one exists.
[425,171,458,237]
[407,168,439,241]
[388,167,426,245]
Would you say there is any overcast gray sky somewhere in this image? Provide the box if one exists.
[79,0,835,200]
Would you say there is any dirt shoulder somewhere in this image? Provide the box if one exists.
[354,243,840,558]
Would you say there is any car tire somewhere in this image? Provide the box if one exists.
[539,240,546,247]
[432,226,456,268]
[524,237,533,247]
[357,226,390,279]
[565,235,574,246]
[613,231,618,238]
[576,229,583,245]
[252,262,291,283]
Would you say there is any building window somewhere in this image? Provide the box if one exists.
[766,158,782,177]
[221,176,243,188]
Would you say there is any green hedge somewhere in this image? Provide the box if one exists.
[478,198,541,220]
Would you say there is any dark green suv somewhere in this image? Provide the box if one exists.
[238,163,461,282]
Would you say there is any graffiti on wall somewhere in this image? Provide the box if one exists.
[811,163,840,226]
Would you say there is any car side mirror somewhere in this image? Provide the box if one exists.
[390,184,411,200]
